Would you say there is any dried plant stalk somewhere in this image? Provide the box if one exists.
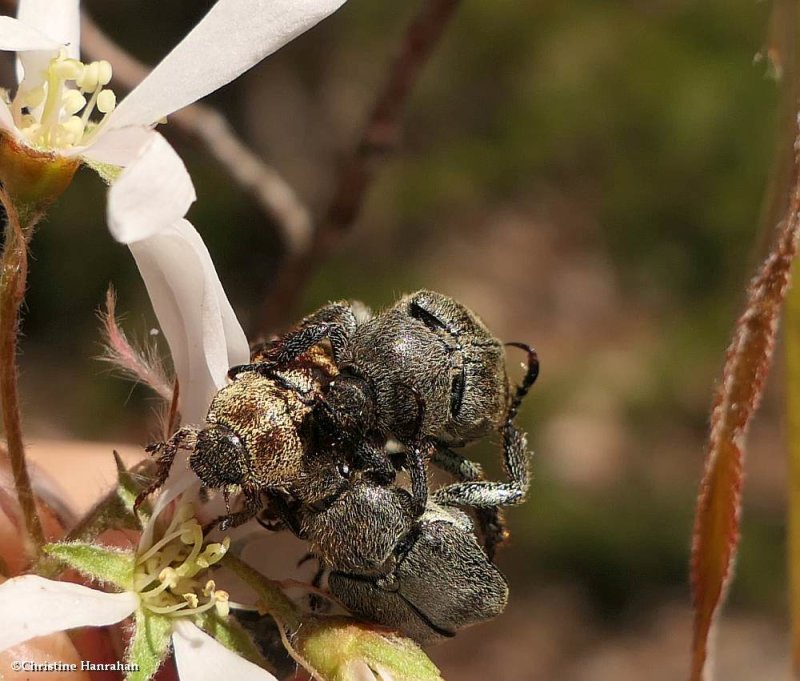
[690,122,800,680]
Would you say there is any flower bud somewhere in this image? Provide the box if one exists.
[295,616,442,681]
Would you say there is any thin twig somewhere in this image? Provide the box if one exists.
[78,11,313,255]
[256,0,463,334]
[0,187,45,558]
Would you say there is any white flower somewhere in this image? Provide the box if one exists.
[0,0,347,165]
[0,0,348,423]
[0,500,277,680]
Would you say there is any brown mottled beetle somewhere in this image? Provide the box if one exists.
[135,345,392,529]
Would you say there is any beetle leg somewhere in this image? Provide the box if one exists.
[262,302,359,368]
[433,421,529,509]
[393,383,431,515]
[258,491,305,537]
[431,347,538,545]
[430,446,507,560]
[431,445,484,480]
[214,487,263,531]
[404,440,431,516]
[134,426,198,513]
[308,557,331,613]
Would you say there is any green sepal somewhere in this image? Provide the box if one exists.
[115,450,147,523]
[297,616,443,681]
[195,611,272,671]
[126,610,173,681]
[83,156,123,184]
[44,542,135,591]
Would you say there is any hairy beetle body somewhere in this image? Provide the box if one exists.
[137,346,353,527]
[298,481,509,644]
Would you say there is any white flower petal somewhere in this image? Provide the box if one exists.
[0,15,59,52]
[348,661,380,681]
[0,575,137,652]
[106,0,347,130]
[0,98,15,132]
[375,665,397,681]
[12,2,78,94]
[172,621,279,681]
[78,126,156,166]
[128,219,249,425]
[17,0,80,58]
[139,465,200,552]
[107,132,196,243]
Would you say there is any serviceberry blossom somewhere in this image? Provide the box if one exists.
[0,0,348,422]
[0,499,277,680]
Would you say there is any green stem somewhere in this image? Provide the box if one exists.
[221,552,301,630]
[0,188,44,559]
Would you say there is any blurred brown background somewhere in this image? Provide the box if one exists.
[1,0,792,678]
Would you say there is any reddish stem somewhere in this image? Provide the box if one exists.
[0,188,44,559]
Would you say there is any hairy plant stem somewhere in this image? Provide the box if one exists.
[0,188,44,559]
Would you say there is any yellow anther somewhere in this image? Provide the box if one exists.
[179,524,201,545]
[183,593,199,609]
[21,86,46,109]
[197,539,228,568]
[158,567,180,589]
[9,47,121,151]
[52,56,83,82]
[62,90,86,116]
[214,591,230,618]
[97,60,113,87]
[202,580,216,597]
[97,89,116,114]
[20,121,40,139]
[76,61,99,91]
[60,116,84,145]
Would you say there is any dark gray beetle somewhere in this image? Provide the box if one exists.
[236,289,537,557]
[308,482,509,644]
[261,350,536,642]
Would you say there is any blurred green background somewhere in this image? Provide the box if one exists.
[1,0,793,678]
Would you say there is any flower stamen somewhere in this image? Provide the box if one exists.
[14,49,117,151]
[135,501,231,621]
